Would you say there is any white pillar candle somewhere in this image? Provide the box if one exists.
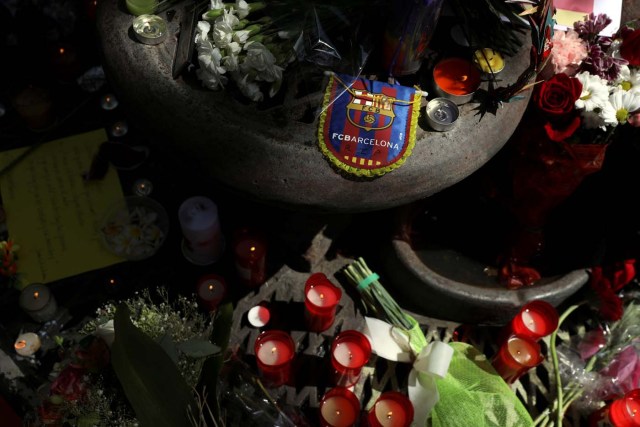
[178,196,224,265]
[19,283,58,323]
[14,332,41,356]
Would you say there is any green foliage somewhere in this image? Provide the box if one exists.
[112,304,197,427]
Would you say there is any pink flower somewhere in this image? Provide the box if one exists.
[548,29,588,76]
[598,346,640,400]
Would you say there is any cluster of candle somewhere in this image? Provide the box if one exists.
[318,388,414,427]
[491,300,559,384]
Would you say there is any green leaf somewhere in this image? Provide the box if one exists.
[112,304,197,427]
[178,339,221,358]
[158,333,179,365]
[197,302,234,423]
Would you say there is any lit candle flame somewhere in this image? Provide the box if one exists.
[320,293,324,299]
[335,410,341,416]
[208,284,214,291]
[348,351,353,360]
[59,47,65,55]
[33,292,39,299]
[109,278,116,285]
[459,75,468,82]
[250,246,256,252]
[387,411,393,419]
[271,347,277,354]
[15,340,26,350]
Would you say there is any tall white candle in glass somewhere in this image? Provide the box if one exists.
[178,196,225,265]
[19,283,58,322]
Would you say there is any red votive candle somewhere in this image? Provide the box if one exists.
[368,391,414,427]
[433,57,481,104]
[196,274,227,311]
[510,300,559,341]
[491,335,543,384]
[319,387,361,427]
[589,389,640,427]
[254,330,295,387]
[233,229,267,288]
[50,44,82,82]
[304,273,342,332]
[331,330,371,387]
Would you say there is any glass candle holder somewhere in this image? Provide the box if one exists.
[19,283,58,323]
[179,196,225,266]
[589,389,640,427]
[319,387,361,427]
[432,57,481,105]
[304,273,342,332]
[331,330,371,387]
[196,274,227,311]
[508,300,559,341]
[132,14,168,45]
[14,332,42,357]
[491,334,543,384]
[232,228,267,288]
[367,391,414,427]
[254,330,295,387]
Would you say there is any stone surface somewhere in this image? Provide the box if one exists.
[96,1,531,213]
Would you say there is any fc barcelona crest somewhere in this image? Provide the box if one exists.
[318,73,420,177]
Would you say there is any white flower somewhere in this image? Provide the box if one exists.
[222,53,240,71]
[600,89,640,125]
[614,66,640,94]
[242,41,277,71]
[210,0,225,10]
[235,0,250,19]
[216,8,240,29]
[196,67,228,90]
[234,73,263,102]
[227,41,242,55]
[575,71,610,111]
[196,42,227,90]
[233,29,251,44]
[194,21,211,44]
[212,21,234,48]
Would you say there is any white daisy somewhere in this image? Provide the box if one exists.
[600,89,640,126]
[575,71,610,111]
[614,66,640,94]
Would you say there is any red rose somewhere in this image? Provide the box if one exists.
[534,73,583,142]
[50,366,87,402]
[620,28,640,66]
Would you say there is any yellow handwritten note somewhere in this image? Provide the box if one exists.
[0,129,125,288]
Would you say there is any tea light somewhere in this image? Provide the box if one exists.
[132,178,153,196]
[19,283,58,323]
[104,276,122,295]
[304,273,342,332]
[126,0,158,16]
[331,330,371,387]
[432,57,481,105]
[50,44,81,82]
[232,229,267,288]
[508,300,559,341]
[319,387,361,427]
[247,305,270,328]
[491,335,543,384]
[254,330,295,387]
[178,196,225,265]
[14,332,41,357]
[100,93,119,110]
[425,98,459,132]
[109,120,129,137]
[196,274,227,311]
[368,392,414,427]
[13,86,54,130]
[473,48,505,74]
[132,14,168,45]
[589,389,640,427]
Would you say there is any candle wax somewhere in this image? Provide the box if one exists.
[197,279,225,303]
[433,58,481,95]
[508,337,537,365]
[14,332,41,357]
[320,396,358,427]
[256,340,293,366]
[307,284,339,307]
[374,399,407,427]
[520,309,546,336]
[333,341,368,368]
[247,305,270,328]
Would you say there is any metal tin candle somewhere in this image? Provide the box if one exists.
[232,228,267,288]
[132,14,168,45]
[254,330,295,387]
[425,98,459,132]
[368,391,414,427]
[473,48,505,75]
[196,274,227,311]
[14,332,41,357]
[19,283,58,323]
[491,335,543,384]
[100,93,119,110]
[304,273,342,332]
[331,330,371,387]
[509,300,559,341]
[432,57,481,105]
[319,387,361,427]
[178,196,225,266]
[589,389,640,427]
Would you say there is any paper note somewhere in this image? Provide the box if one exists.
[0,129,125,288]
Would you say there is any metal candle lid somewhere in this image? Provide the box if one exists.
[426,97,459,132]
[132,14,168,45]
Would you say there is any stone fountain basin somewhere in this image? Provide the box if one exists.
[97,1,532,213]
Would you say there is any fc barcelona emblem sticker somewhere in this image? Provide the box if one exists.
[318,73,421,177]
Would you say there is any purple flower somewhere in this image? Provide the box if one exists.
[581,43,626,81]
[574,13,613,41]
